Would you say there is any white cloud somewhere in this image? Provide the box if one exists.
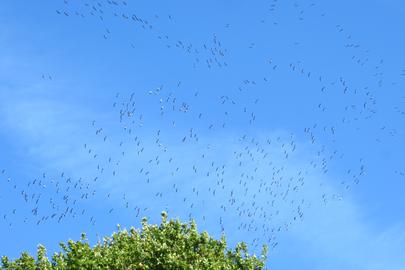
[283,187,405,270]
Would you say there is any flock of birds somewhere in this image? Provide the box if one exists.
[1,0,404,255]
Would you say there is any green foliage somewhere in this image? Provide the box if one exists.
[2,212,267,270]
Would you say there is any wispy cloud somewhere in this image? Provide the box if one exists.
[279,186,405,270]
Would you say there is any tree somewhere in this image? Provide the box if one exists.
[2,212,267,269]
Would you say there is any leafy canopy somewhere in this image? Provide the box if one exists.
[2,212,267,269]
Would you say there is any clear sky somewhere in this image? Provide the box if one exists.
[0,0,405,269]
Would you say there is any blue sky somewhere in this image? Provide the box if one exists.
[0,0,405,269]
